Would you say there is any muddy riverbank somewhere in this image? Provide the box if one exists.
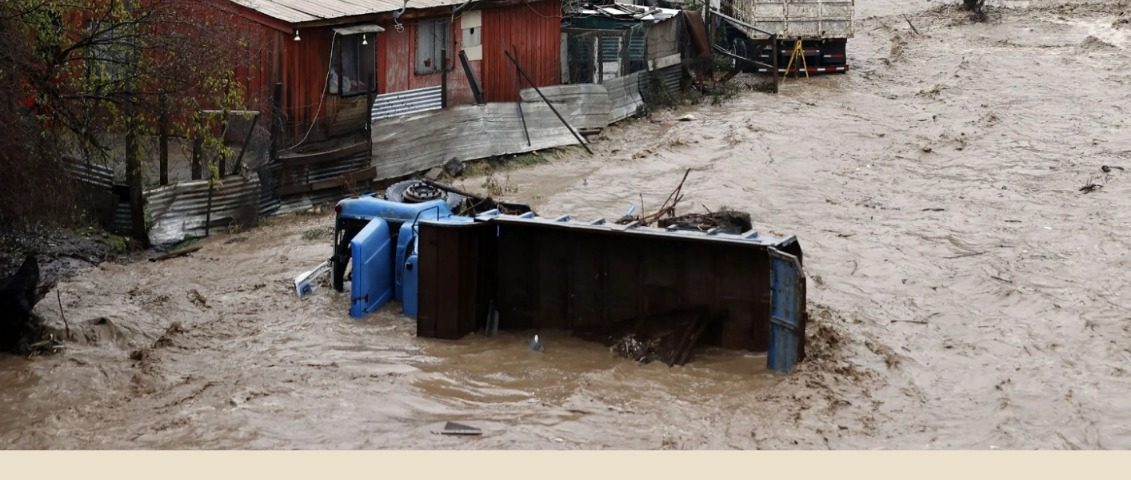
[2,0,1129,449]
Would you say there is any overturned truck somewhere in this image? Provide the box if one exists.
[327,186,807,373]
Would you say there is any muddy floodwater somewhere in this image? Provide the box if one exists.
[3,0,1130,449]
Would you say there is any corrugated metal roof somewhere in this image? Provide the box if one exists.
[230,0,470,25]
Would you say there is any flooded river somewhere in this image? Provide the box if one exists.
[3,0,1130,449]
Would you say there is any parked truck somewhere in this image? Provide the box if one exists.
[713,0,855,75]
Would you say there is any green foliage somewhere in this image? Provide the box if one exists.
[103,234,130,253]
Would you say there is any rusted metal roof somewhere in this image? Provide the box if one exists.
[230,0,469,25]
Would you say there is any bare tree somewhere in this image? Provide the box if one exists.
[1,0,262,244]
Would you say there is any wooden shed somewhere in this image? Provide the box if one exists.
[214,0,563,205]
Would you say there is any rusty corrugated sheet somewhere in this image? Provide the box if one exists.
[481,0,562,102]
[144,175,263,245]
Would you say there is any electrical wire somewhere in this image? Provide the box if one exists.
[282,32,338,152]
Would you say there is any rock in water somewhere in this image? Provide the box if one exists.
[0,255,46,353]
[529,334,544,353]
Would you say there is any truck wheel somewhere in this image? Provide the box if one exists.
[384,180,463,209]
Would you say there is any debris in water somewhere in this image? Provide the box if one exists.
[443,157,465,178]
[577,307,724,367]
[677,114,696,122]
[150,245,202,262]
[657,209,753,234]
[293,260,331,297]
[529,334,544,353]
[1080,183,1103,194]
[439,421,482,436]
[188,289,209,308]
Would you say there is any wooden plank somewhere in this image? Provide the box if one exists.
[278,167,376,196]
[277,140,369,166]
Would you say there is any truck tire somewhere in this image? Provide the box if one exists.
[384,180,463,210]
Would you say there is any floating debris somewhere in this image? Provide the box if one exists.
[439,421,482,436]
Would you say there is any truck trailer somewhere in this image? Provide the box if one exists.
[713,0,855,75]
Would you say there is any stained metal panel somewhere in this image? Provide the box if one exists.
[416,222,496,339]
[416,213,807,363]
[768,248,806,373]
[604,71,645,123]
[142,174,263,245]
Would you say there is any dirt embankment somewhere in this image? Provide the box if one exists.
[2,0,1130,449]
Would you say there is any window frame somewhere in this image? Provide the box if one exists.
[331,33,377,97]
[415,20,451,76]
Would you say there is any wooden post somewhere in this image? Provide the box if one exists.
[123,0,148,247]
[191,115,203,180]
[270,82,282,163]
[513,45,531,147]
[441,48,449,109]
[158,93,169,185]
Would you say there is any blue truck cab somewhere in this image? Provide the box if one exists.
[332,194,454,318]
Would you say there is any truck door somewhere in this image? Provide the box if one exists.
[768,248,806,373]
[350,217,394,318]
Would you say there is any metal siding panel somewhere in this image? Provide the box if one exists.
[140,175,263,244]
[482,219,801,355]
[371,86,443,120]
[481,0,562,102]
[768,248,806,372]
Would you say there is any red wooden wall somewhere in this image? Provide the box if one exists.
[481,1,562,102]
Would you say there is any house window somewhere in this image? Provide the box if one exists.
[331,34,376,96]
[416,20,450,75]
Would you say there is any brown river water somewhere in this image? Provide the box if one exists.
[2,0,1130,449]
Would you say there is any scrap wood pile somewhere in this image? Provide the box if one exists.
[615,168,754,234]
[576,307,726,367]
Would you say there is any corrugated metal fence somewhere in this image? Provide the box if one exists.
[145,174,263,245]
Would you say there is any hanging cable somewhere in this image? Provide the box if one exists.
[282,31,338,152]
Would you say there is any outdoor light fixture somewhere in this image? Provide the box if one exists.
[294,29,301,41]
[362,34,368,45]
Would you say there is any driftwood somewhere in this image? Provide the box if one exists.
[0,255,46,353]
[616,170,756,235]
[657,210,753,234]
[149,245,203,262]
[576,307,725,366]
[618,168,691,226]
